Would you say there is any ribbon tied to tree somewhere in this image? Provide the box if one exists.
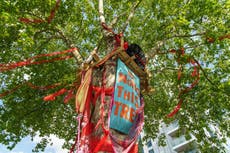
[167,48,200,117]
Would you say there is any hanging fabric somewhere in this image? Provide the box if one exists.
[72,52,145,153]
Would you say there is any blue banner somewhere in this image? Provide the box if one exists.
[110,58,140,134]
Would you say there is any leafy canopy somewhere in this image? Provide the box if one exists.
[0,0,230,152]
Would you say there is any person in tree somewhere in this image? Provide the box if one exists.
[126,44,146,71]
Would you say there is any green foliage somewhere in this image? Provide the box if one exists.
[0,0,230,152]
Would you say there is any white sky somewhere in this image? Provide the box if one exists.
[0,135,68,153]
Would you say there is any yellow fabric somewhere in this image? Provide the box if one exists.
[75,68,92,113]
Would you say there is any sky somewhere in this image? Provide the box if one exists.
[0,81,69,153]
[0,99,69,153]
[0,134,68,153]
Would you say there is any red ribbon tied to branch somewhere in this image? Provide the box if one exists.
[19,0,61,24]
[207,34,230,43]
[0,82,62,98]
[101,22,129,50]
[0,48,77,72]
[167,48,200,118]
[43,88,67,101]
[0,81,76,104]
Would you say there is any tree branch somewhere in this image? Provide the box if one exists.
[193,58,215,86]
[147,40,167,59]
[54,28,83,63]
[33,27,84,64]
[21,102,48,120]
[167,32,206,40]
[121,0,143,33]
[147,34,207,59]
[193,58,230,97]
[153,67,179,73]
[98,0,115,54]
[98,0,105,24]
[148,50,169,59]
[21,11,44,20]
[35,35,63,50]
[109,11,128,28]
[184,42,206,50]
[33,29,53,40]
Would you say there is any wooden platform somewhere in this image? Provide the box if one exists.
[81,48,151,93]
[117,51,149,92]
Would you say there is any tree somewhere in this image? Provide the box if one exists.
[0,0,229,152]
